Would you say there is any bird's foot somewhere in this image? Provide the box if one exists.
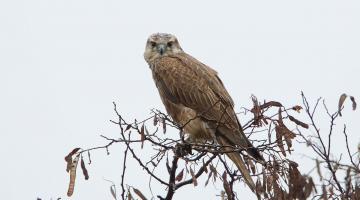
[174,142,192,157]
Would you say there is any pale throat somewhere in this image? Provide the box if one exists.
[145,48,183,63]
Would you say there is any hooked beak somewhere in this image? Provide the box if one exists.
[157,44,166,55]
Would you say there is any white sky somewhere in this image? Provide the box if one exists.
[0,0,359,199]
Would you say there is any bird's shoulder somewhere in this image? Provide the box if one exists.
[151,52,234,107]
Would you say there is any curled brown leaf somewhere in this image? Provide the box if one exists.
[190,168,198,186]
[209,164,218,179]
[133,187,147,200]
[162,118,166,134]
[110,185,116,199]
[292,105,303,113]
[205,171,213,186]
[276,114,296,155]
[316,159,323,181]
[175,169,184,182]
[125,124,132,131]
[140,124,145,149]
[222,172,233,199]
[350,96,357,111]
[288,115,309,129]
[262,167,267,193]
[275,125,286,156]
[322,185,328,200]
[80,157,89,180]
[65,148,80,172]
[251,101,283,113]
[338,93,347,116]
[153,114,158,126]
[67,155,80,197]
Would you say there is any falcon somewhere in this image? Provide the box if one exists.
[144,33,264,191]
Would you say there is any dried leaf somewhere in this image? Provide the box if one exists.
[292,105,303,113]
[190,168,198,186]
[251,96,262,126]
[316,159,323,181]
[145,126,150,135]
[87,151,92,164]
[205,171,213,186]
[153,115,158,126]
[345,168,352,196]
[65,148,81,162]
[127,189,134,200]
[262,118,268,125]
[133,187,147,200]
[284,137,292,154]
[80,157,89,180]
[162,118,166,134]
[110,185,116,199]
[67,155,80,197]
[175,169,184,182]
[309,177,317,193]
[288,163,307,199]
[273,159,280,172]
[65,148,81,172]
[184,161,189,173]
[350,96,357,111]
[275,125,286,156]
[329,186,334,198]
[262,167,267,193]
[263,101,283,108]
[322,185,328,200]
[140,124,145,149]
[338,93,347,116]
[278,107,283,123]
[251,101,283,112]
[305,177,316,197]
[222,172,233,199]
[289,161,299,169]
[288,115,309,129]
[283,125,296,139]
[125,124,131,131]
[209,164,217,178]
[203,160,208,174]
[276,114,296,155]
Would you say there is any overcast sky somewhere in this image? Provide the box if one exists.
[0,0,359,199]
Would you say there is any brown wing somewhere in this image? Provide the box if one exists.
[175,53,235,107]
[151,53,248,145]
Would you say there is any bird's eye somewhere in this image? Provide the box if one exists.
[150,42,156,47]
[167,42,173,47]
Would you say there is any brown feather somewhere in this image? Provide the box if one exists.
[152,56,238,133]
[217,136,256,192]
[151,54,264,158]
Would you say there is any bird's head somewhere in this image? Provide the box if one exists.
[144,33,183,62]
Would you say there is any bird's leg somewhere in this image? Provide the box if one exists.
[179,129,186,143]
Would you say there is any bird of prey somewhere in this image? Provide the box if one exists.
[144,33,264,191]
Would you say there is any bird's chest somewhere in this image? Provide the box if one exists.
[162,99,213,141]
[150,63,212,141]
